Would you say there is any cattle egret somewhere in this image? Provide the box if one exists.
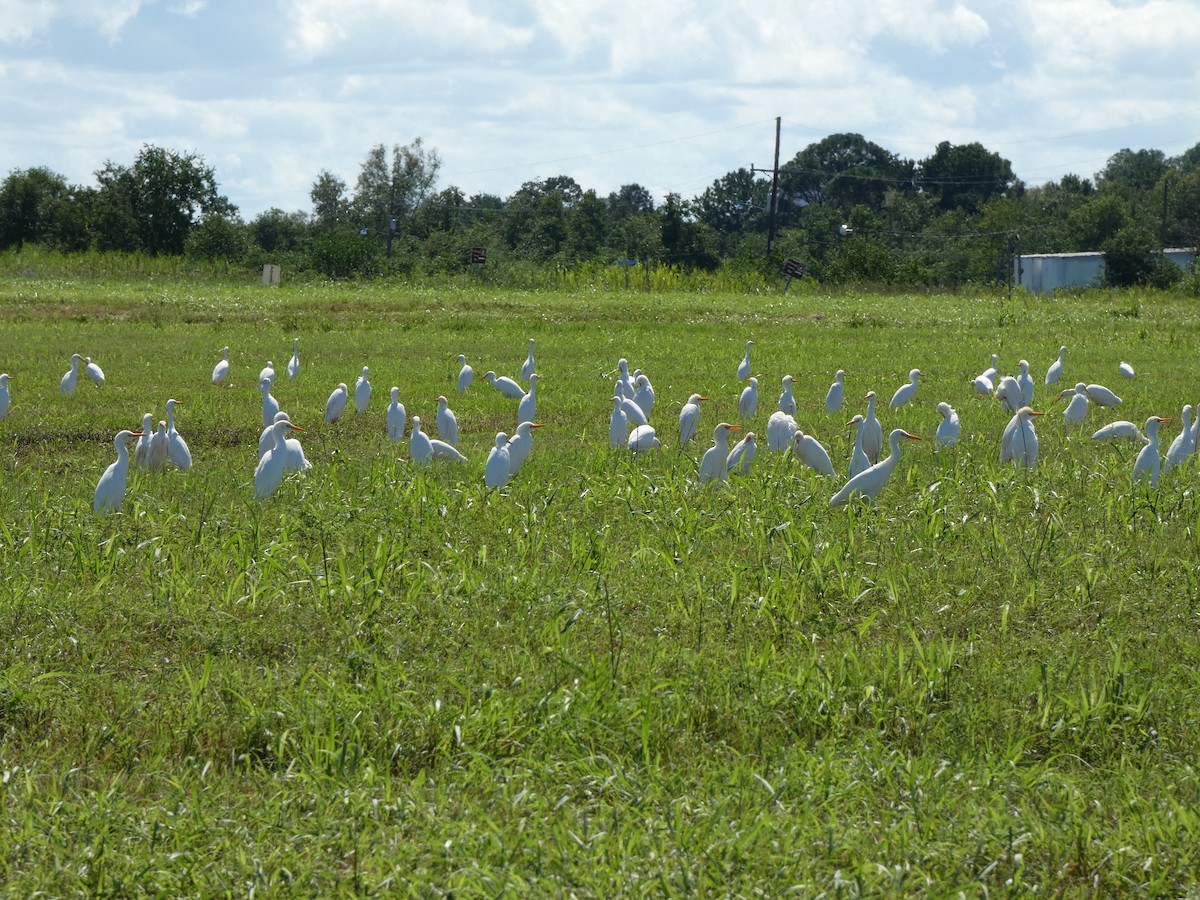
[324,383,348,424]
[520,338,536,382]
[165,399,191,471]
[889,369,922,410]
[354,366,371,414]
[971,374,994,396]
[387,388,407,441]
[1092,421,1144,441]
[679,393,709,444]
[259,412,311,472]
[258,360,275,384]
[148,421,170,471]
[485,433,512,489]
[614,358,635,399]
[410,415,468,464]
[259,411,286,459]
[506,422,545,475]
[995,376,1022,413]
[212,347,230,385]
[1085,384,1122,407]
[485,370,525,399]
[766,411,798,452]
[738,377,759,418]
[134,413,154,468]
[778,375,797,416]
[436,395,459,445]
[632,374,655,418]
[979,354,999,386]
[1017,360,1035,406]
[1000,407,1043,468]
[727,431,757,475]
[517,373,539,425]
[793,428,836,476]
[620,395,647,427]
[259,378,280,427]
[255,418,305,500]
[825,370,845,414]
[699,423,742,485]
[1133,416,1170,488]
[287,338,300,379]
[1163,405,1195,474]
[1045,346,1067,384]
[94,430,144,514]
[737,341,754,381]
[609,397,629,449]
[935,402,960,448]
[456,355,474,393]
[628,425,661,454]
[60,353,82,397]
[1055,383,1090,424]
[1119,361,1136,380]
[861,391,883,464]
[0,373,10,420]
[830,429,921,507]
[84,357,105,385]
[846,415,871,478]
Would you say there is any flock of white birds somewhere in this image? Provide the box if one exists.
[0,334,1181,517]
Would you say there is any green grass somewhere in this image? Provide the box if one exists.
[3,276,1200,894]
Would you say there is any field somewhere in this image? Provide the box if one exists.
[3,275,1200,895]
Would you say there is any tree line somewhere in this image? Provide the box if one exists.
[3,134,1199,289]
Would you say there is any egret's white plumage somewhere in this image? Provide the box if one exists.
[766,411,798,452]
[737,341,754,381]
[995,376,1022,413]
[1045,346,1067,385]
[148,421,170,471]
[259,378,280,427]
[517,373,539,425]
[1017,360,1035,406]
[520,338,536,382]
[1055,383,1090,425]
[889,368,922,410]
[935,402,960,448]
[485,370,525,399]
[979,354,999,386]
[258,360,275,384]
[778,375,797,416]
[971,374,994,396]
[60,353,82,397]
[484,432,511,489]
[212,347,230,385]
[793,428,836,476]
[738,377,759,419]
[678,393,708,445]
[84,356,105,385]
[94,430,144,514]
[614,358,635,399]
[456,355,474,394]
[628,424,661,454]
[861,391,883,464]
[386,387,407,441]
[830,429,921,507]
[0,373,10,420]
[436,395,459,445]
[259,412,311,472]
[1085,383,1122,407]
[846,415,871,478]
[134,413,154,468]
[620,396,647,427]
[165,399,191,471]
[1000,406,1043,469]
[324,382,348,424]
[1092,421,1144,441]
[354,366,371,414]
[255,418,305,500]
[609,396,629,449]
[506,422,544,475]
[1163,405,1194,474]
[699,423,742,485]
[726,431,757,475]
[409,416,466,464]
[1119,361,1135,380]
[632,374,655,418]
[1133,416,1170,488]
[287,338,300,379]
[825,370,845,414]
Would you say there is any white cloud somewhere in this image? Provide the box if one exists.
[0,0,57,44]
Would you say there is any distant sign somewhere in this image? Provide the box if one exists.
[782,258,806,279]
[470,247,487,265]
[617,258,637,267]
[262,264,281,286]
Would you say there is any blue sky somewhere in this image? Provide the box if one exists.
[3,0,1199,219]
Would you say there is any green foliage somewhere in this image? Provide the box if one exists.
[1102,226,1161,287]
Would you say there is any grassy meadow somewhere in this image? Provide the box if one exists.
[4,275,1200,894]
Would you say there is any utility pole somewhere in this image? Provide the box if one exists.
[751,116,782,255]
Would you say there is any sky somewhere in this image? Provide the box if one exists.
[3,0,1200,220]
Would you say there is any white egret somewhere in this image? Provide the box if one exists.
[1119,361,1136,380]
[84,356,105,385]
[456,354,474,394]
[632,373,655,418]
[793,428,836,476]
[484,432,512,489]
[1133,416,1170,488]
[134,413,154,468]
[1000,406,1043,469]
[324,382,348,424]
[678,393,709,445]
[259,378,281,427]
[1085,384,1122,407]
[994,375,1022,413]
[699,423,743,485]
[628,424,661,453]
[436,395,459,445]
[738,377,759,419]
[60,353,82,397]
[410,415,468,463]
[971,374,994,396]
[148,421,170,471]
[484,370,525,399]
[259,411,286,459]
[1092,421,1144,441]
[520,338,536,382]
[259,411,311,472]
[830,429,921,507]
[935,402,960,448]
[614,358,635,399]
[766,411,798,452]
[287,338,300,379]
[778,375,797,416]
[517,373,539,425]
[387,387,407,441]
[609,397,629,449]
[0,373,10,420]
[727,431,757,475]
[94,430,145,514]
[1054,383,1090,425]
[258,360,275,384]
[1017,359,1035,406]
[1045,346,1067,385]
[620,395,648,427]
[861,391,883,464]
[354,366,371,414]
[825,370,845,414]
[255,418,305,501]
[506,421,545,475]
[1163,405,1194,474]
[737,341,754,381]
[212,347,230,385]
[979,353,999,385]
[165,399,192,471]
[846,415,871,478]
[889,368,922,410]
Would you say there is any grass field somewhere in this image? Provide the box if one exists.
[3,275,1200,894]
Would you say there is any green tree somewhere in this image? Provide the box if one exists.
[607,184,654,221]
[1098,148,1168,193]
[310,170,350,232]
[186,215,249,264]
[251,208,309,253]
[694,168,769,237]
[0,167,71,249]
[780,133,913,219]
[352,139,442,255]
[1102,225,1163,287]
[919,141,1018,213]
